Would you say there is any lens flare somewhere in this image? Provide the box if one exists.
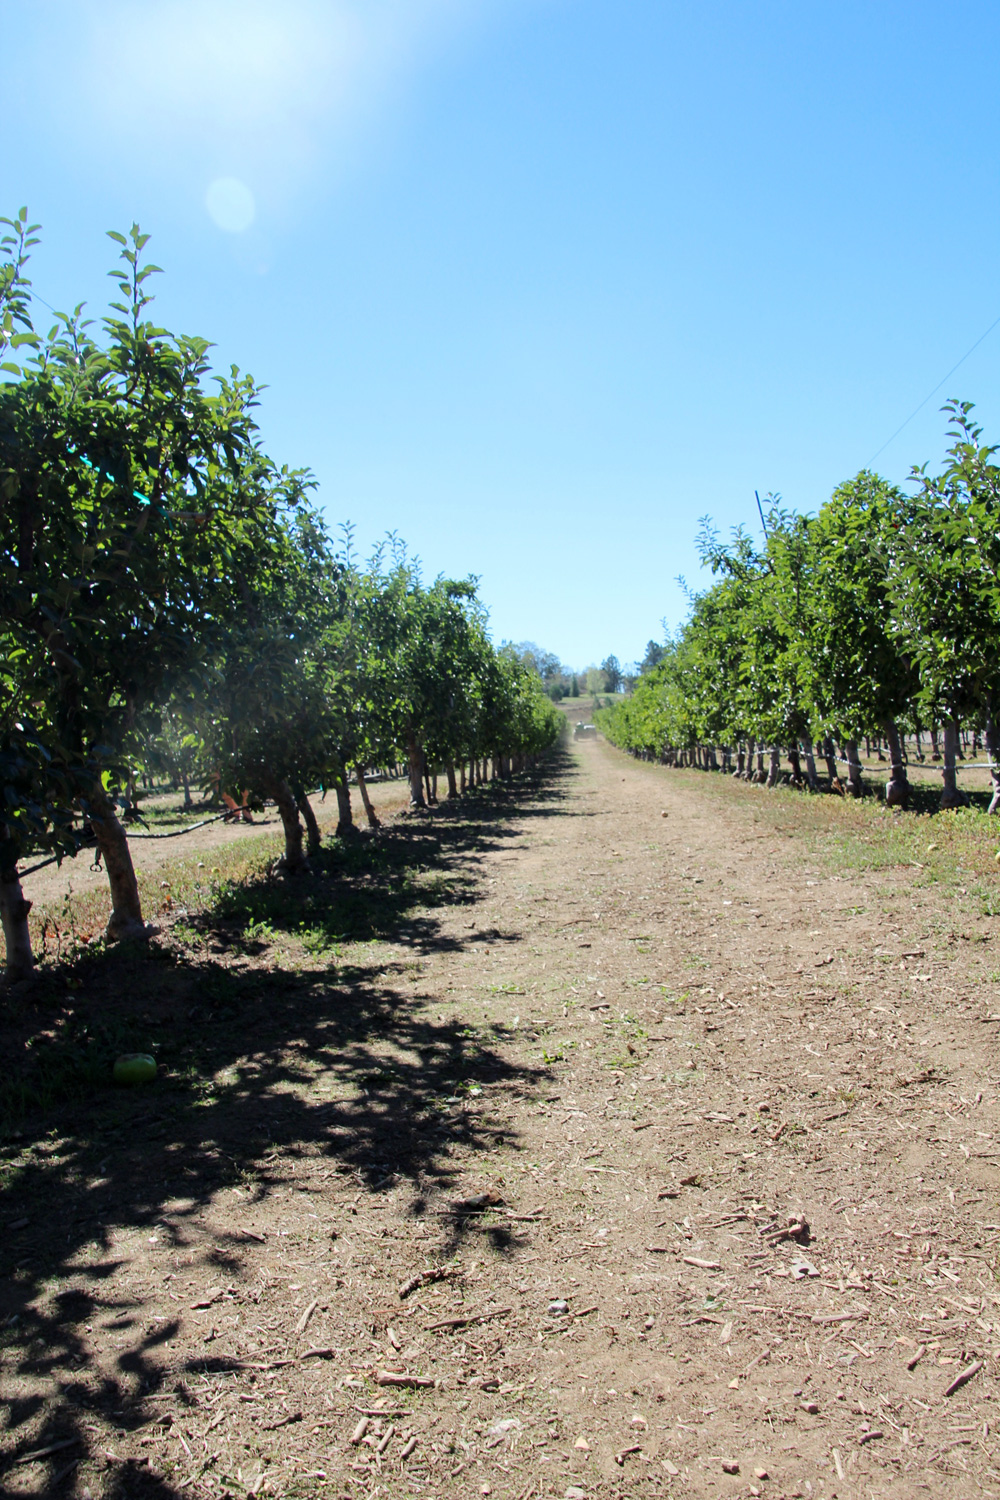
[205,176,256,232]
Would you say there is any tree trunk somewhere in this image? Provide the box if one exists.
[121,772,139,822]
[295,786,323,854]
[822,737,839,783]
[743,738,755,780]
[985,715,1000,814]
[407,733,426,808]
[181,769,193,809]
[355,764,381,828]
[940,719,967,809]
[334,775,355,836]
[882,719,908,806]
[445,761,458,798]
[841,739,863,797]
[263,776,309,871]
[913,719,925,761]
[424,767,434,804]
[88,785,150,940]
[460,761,467,792]
[788,746,802,785]
[735,747,745,777]
[0,839,33,980]
[800,739,819,790]
[930,723,941,760]
[766,748,781,787]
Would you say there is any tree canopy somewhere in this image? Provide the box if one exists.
[597,408,1000,813]
[0,212,562,981]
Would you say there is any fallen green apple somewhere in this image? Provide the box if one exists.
[113,1053,157,1086]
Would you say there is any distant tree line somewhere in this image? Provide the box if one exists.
[514,645,658,702]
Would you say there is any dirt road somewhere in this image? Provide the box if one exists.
[4,736,1000,1498]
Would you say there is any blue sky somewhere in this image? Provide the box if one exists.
[6,0,1000,669]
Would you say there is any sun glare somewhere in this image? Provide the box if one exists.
[205,177,256,234]
[70,1,492,215]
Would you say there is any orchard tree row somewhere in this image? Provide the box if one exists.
[597,406,1000,814]
[0,212,561,981]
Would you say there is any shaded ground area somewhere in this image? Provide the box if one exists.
[3,740,1000,1499]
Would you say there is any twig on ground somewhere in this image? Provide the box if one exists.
[944,1359,984,1398]
[398,1265,459,1299]
[425,1306,512,1332]
[294,1298,318,1335]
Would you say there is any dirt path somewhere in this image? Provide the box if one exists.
[3,739,1000,1499]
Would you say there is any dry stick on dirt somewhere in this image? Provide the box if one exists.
[294,1298,318,1335]
[425,1306,512,1332]
[398,1266,459,1299]
[14,1439,81,1466]
[944,1359,984,1397]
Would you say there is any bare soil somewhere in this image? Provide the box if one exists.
[3,736,1000,1500]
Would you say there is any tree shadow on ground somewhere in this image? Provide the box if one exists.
[0,756,573,1496]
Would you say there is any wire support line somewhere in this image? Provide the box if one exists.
[869,311,1000,465]
[831,754,997,773]
[737,752,995,773]
[126,812,231,840]
[15,786,330,881]
[19,853,72,879]
[18,809,251,880]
